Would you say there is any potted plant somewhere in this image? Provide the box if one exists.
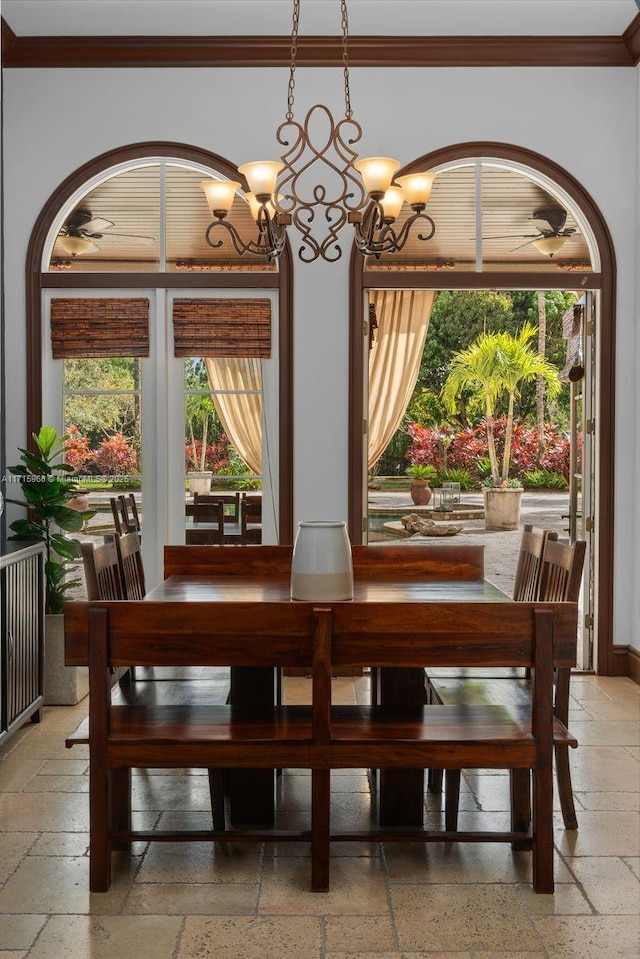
[406,464,438,506]
[442,323,560,530]
[7,426,95,703]
[185,392,216,495]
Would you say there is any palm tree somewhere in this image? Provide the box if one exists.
[442,322,561,485]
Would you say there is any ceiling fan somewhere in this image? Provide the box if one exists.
[482,207,579,257]
[57,209,156,256]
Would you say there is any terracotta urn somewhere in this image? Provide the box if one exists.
[410,480,433,506]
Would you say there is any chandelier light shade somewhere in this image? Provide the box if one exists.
[201,0,437,264]
[199,179,242,216]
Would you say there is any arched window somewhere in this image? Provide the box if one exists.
[27,144,293,587]
[350,143,615,673]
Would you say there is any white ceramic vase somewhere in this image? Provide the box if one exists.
[290,521,354,601]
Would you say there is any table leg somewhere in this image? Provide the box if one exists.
[378,667,426,827]
[228,666,275,826]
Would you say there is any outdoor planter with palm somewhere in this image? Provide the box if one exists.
[7,426,95,703]
[186,391,216,495]
[406,464,437,505]
[442,323,560,530]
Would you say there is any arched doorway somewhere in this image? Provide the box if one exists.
[25,142,294,584]
[349,142,615,674]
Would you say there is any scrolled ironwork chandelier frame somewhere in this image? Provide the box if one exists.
[201,0,438,264]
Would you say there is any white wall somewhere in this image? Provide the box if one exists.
[2,64,638,648]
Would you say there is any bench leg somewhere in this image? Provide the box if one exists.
[110,767,131,852]
[90,762,112,892]
[555,744,578,830]
[532,766,554,894]
[510,769,531,850]
[311,769,330,892]
[428,767,443,794]
[444,770,461,830]
[208,770,226,832]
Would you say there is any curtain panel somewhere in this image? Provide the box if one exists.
[205,358,262,475]
[368,289,435,469]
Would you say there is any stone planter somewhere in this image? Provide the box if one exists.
[44,613,88,705]
[188,471,212,496]
[482,487,523,531]
[410,480,433,506]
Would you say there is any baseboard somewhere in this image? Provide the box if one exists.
[612,645,640,684]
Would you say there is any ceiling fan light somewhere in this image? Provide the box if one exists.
[379,186,405,220]
[394,172,436,207]
[58,235,94,256]
[199,179,241,216]
[237,162,284,200]
[354,157,401,198]
[532,235,568,257]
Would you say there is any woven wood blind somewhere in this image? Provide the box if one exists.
[172,298,271,358]
[50,298,150,358]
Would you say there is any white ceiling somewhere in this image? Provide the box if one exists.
[3,0,638,38]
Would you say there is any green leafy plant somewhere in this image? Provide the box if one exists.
[437,467,472,490]
[406,464,437,481]
[7,427,95,614]
[442,323,561,486]
[522,469,568,490]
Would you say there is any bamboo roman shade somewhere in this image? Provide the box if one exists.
[172,299,271,358]
[50,298,150,358]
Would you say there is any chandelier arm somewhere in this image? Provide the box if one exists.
[393,211,437,251]
[205,219,283,260]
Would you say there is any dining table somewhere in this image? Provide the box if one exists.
[146,543,513,828]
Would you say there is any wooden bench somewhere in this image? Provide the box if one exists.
[65,595,576,896]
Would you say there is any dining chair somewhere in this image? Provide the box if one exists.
[87,532,227,830]
[81,539,124,602]
[194,491,241,523]
[186,501,225,545]
[513,523,557,601]
[440,533,586,833]
[240,493,262,544]
[81,539,131,686]
[110,493,141,538]
[112,531,146,600]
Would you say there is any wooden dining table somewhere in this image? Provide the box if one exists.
[146,543,512,827]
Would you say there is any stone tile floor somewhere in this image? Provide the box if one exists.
[1,672,638,959]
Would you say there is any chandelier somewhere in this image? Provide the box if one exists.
[200,0,437,264]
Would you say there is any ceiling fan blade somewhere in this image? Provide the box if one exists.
[476,233,540,240]
[82,216,115,233]
[510,239,536,253]
[90,232,156,245]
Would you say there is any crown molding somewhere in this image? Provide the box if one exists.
[623,13,640,64]
[1,22,635,69]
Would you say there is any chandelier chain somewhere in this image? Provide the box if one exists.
[285,0,300,122]
[341,0,353,119]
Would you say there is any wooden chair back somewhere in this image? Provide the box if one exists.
[113,531,146,600]
[186,502,225,545]
[539,538,586,604]
[81,540,124,601]
[194,491,241,522]
[110,494,141,537]
[240,494,262,544]
[513,524,557,602]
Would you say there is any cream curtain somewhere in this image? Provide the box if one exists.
[368,289,435,469]
[205,357,262,475]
